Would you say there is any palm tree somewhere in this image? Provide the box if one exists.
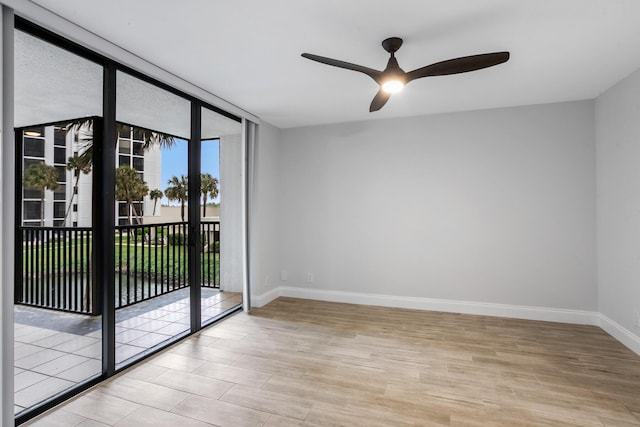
[200,173,219,217]
[23,162,59,226]
[63,154,92,223]
[115,165,149,225]
[165,175,188,222]
[149,189,163,215]
[63,118,176,168]
[61,119,174,224]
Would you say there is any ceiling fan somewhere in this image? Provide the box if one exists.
[302,37,510,112]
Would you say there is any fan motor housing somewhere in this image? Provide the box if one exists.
[382,37,403,54]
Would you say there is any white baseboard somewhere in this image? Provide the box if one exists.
[597,314,640,356]
[250,286,640,356]
[251,286,281,308]
[253,285,598,324]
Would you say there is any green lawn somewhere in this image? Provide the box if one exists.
[23,239,220,285]
[115,243,220,283]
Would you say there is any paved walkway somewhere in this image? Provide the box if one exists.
[14,289,242,415]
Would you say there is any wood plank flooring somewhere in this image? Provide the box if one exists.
[25,297,640,426]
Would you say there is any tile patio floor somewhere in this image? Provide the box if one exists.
[14,289,242,416]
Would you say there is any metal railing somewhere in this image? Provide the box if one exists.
[201,221,220,289]
[20,226,94,314]
[17,221,220,314]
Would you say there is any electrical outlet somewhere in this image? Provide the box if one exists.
[306,272,314,283]
[635,309,640,327]
[280,270,288,281]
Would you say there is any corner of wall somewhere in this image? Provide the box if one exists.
[249,121,282,306]
[594,65,640,344]
[251,286,281,308]
[597,314,640,356]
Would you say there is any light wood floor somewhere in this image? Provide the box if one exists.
[26,297,640,426]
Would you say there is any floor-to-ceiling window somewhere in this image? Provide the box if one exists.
[12,18,247,425]
[13,27,103,418]
[113,70,193,366]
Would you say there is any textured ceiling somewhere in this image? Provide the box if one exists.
[28,0,640,128]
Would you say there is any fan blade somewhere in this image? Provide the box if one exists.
[369,89,391,112]
[302,53,381,82]
[406,52,509,82]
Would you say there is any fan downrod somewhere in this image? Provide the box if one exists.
[382,37,403,54]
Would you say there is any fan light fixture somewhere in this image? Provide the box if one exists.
[381,79,404,94]
[302,37,510,112]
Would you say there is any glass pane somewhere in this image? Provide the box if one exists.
[201,107,242,325]
[54,128,67,146]
[133,142,144,156]
[23,158,40,169]
[118,139,131,154]
[119,125,131,139]
[114,70,190,367]
[56,166,66,182]
[23,137,44,157]
[132,202,143,217]
[15,27,102,419]
[132,128,144,141]
[23,201,41,220]
[54,201,65,218]
[23,189,40,199]
[132,157,144,172]
[54,147,66,164]
[116,71,190,140]
[17,122,99,416]
[14,31,102,127]
[54,185,66,201]
[118,202,127,216]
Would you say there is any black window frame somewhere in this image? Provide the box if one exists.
[14,14,243,426]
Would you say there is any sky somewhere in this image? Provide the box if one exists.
[160,138,220,205]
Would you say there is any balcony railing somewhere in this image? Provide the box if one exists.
[17,221,220,315]
[20,226,94,314]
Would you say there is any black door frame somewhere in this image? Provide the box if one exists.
[14,16,242,425]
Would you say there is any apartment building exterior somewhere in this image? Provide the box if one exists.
[20,123,162,227]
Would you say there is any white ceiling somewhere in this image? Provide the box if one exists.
[28,0,640,129]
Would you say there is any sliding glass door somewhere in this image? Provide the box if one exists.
[13,18,247,424]
[113,71,192,366]
[14,28,103,417]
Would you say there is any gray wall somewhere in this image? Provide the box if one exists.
[273,101,597,310]
[596,68,640,334]
[250,122,281,298]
